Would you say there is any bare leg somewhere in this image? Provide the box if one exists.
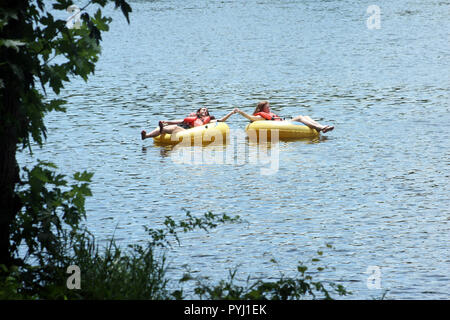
[291,115,334,133]
[160,124,186,135]
[141,124,188,140]
[141,127,161,139]
[291,115,324,131]
[302,116,322,128]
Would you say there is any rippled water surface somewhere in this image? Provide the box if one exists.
[19,0,449,299]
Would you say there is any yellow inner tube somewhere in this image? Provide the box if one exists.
[245,120,319,140]
[153,122,230,146]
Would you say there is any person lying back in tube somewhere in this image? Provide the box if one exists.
[234,100,334,133]
[141,107,236,140]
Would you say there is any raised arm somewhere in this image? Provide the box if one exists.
[215,110,236,122]
[234,108,264,122]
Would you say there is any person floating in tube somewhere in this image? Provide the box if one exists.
[141,107,236,140]
[234,100,334,133]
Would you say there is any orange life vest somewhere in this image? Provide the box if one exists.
[254,111,282,121]
[183,112,211,128]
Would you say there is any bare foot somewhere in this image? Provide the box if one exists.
[322,126,334,133]
[141,130,147,140]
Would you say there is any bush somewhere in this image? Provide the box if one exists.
[2,200,351,300]
[187,248,350,300]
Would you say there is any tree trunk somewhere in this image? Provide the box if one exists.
[0,1,26,267]
[0,86,22,267]
[0,147,20,267]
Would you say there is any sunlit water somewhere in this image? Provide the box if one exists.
[18,0,449,299]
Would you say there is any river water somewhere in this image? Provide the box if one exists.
[19,0,449,299]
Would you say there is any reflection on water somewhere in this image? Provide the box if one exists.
[141,145,174,158]
[17,0,450,299]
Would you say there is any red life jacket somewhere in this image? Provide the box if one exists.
[183,112,211,127]
[254,111,282,121]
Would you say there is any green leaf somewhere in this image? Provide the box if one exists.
[297,266,307,274]
[45,99,67,112]
[92,0,108,6]
[74,171,94,182]
[92,9,111,32]
[52,0,74,10]
[30,166,50,184]
[114,0,132,24]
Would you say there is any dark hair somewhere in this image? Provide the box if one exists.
[196,107,210,117]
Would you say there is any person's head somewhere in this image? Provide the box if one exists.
[253,100,270,115]
[196,107,210,117]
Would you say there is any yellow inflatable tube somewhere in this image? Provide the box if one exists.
[245,120,319,139]
[153,122,230,146]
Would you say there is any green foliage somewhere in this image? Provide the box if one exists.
[1,209,355,300]
[10,161,93,267]
[0,211,242,300]
[0,265,27,299]
[188,248,351,300]
[54,232,170,300]
[0,0,132,285]
[67,211,242,299]
[0,0,131,150]
[0,231,168,300]
[113,0,132,24]
[145,210,242,248]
